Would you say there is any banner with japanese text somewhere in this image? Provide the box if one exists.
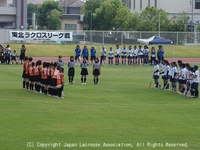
[9,31,73,41]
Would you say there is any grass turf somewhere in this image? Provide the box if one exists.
[0,64,200,150]
[3,44,200,58]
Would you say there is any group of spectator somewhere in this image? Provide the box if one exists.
[0,44,26,64]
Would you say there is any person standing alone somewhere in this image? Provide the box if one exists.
[93,57,101,84]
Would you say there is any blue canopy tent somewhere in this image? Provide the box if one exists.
[137,35,175,60]
[137,35,173,45]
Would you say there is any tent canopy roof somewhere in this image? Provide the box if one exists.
[137,35,173,45]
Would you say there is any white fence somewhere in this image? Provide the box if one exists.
[0,29,200,45]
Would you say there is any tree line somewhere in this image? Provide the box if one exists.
[28,0,192,32]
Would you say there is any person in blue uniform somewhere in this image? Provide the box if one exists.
[90,46,96,64]
[157,45,164,64]
[75,45,81,65]
[82,45,89,61]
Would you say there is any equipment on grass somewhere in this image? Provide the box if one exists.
[148,75,154,89]
[148,81,152,89]
[163,83,169,90]
[185,82,192,98]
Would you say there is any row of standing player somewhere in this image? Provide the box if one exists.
[50,55,101,85]
[68,56,101,85]
[74,45,165,66]
[153,59,199,98]
[22,55,101,97]
[22,56,65,98]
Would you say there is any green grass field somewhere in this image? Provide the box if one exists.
[0,63,200,150]
[3,43,200,58]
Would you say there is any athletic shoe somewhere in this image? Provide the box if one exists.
[191,96,196,98]
[82,83,84,85]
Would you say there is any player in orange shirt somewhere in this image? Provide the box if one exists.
[41,62,48,94]
[56,66,65,98]
[29,62,35,91]
[22,56,28,89]
[49,62,58,97]
[22,56,33,90]
[34,60,42,93]
[47,62,54,95]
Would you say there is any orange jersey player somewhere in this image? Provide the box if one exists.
[47,62,55,96]
[50,62,58,97]
[29,62,35,91]
[34,60,42,93]
[56,66,65,98]
[41,62,48,94]
[25,57,33,90]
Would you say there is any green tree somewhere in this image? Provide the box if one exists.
[37,0,63,29]
[27,3,38,27]
[113,4,132,30]
[47,9,62,30]
[136,7,170,31]
[168,12,190,32]
[92,0,131,30]
[123,12,139,31]
[81,0,106,30]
